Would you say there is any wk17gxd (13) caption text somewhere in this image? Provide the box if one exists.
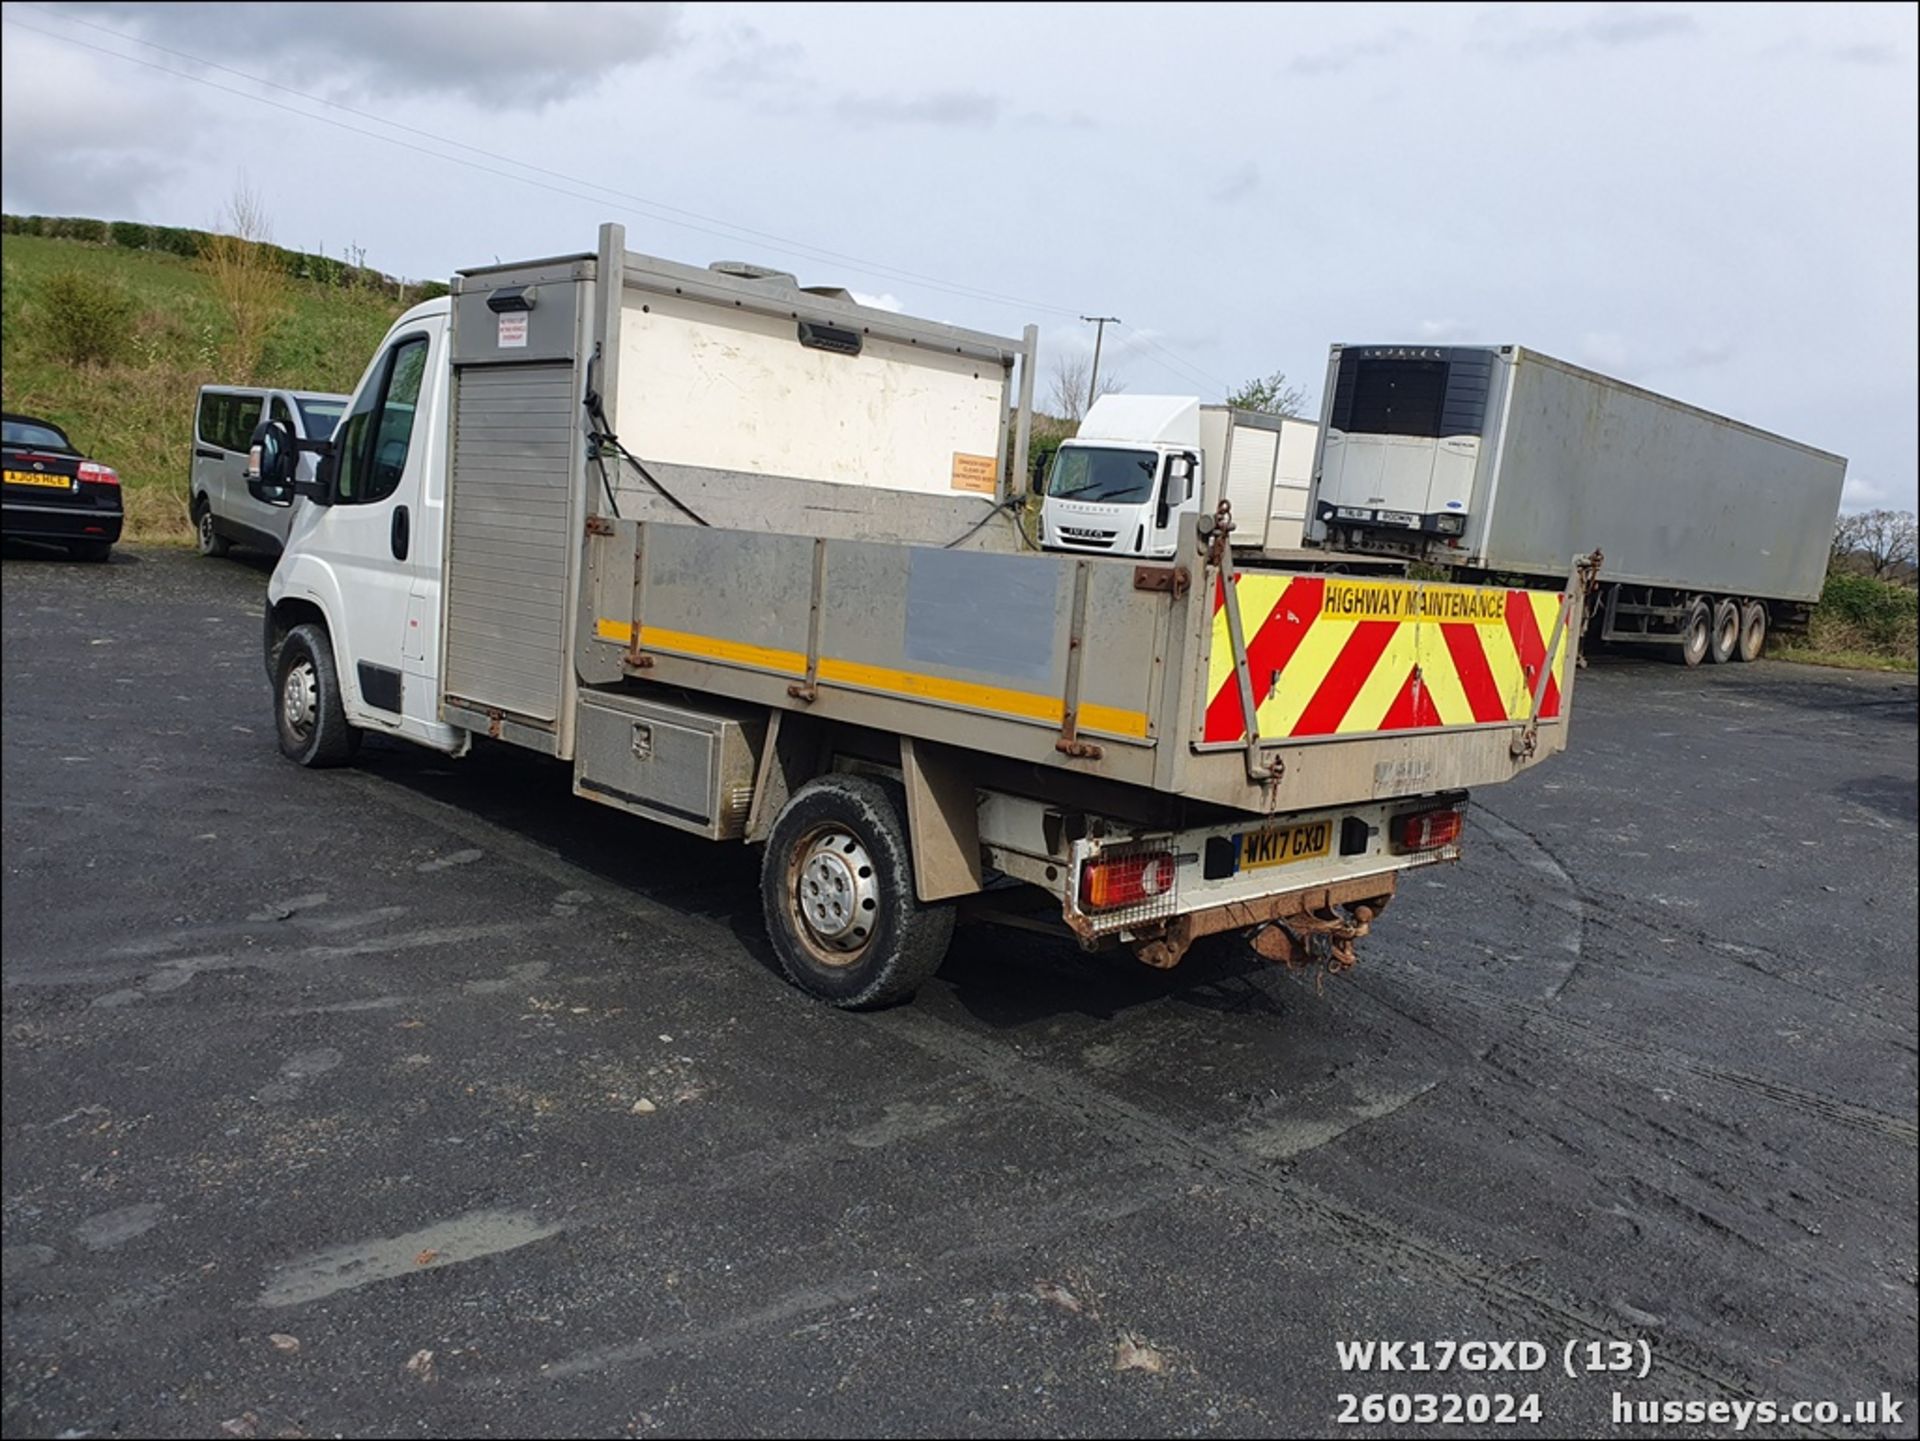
[1333,1338,1906,1431]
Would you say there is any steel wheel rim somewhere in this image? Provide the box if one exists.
[282,659,318,739]
[1686,609,1709,661]
[788,824,879,966]
[1716,607,1738,655]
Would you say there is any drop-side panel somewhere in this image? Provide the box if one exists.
[444,362,576,721]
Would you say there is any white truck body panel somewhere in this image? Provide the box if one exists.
[1076,393,1200,447]
[1268,416,1317,549]
[613,289,1008,500]
[1219,420,1278,548]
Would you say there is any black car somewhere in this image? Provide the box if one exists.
[1,412,124,562]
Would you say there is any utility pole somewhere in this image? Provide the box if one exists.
[1081,315,1120,413]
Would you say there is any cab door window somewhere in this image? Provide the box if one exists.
[333,336,428,504]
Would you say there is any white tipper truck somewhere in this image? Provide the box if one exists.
[1304,344,1848,665]
[247,226,1593,1009]
[1038,395,1319,560]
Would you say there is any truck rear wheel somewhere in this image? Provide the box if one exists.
[274,622,361,768]
[1708,598,1740,664]
[1676,596,1712,667]
[760,774,954,1009]
[1735,601,1767,662]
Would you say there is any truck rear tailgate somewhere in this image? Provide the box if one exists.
[1199,572,1570,747]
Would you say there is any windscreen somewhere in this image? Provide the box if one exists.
[3,418,73,450]
[297,399,346,440]
[1047,446,1160,506]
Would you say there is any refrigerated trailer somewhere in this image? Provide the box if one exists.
[247,226,1592,1009]
[1303,344,1848,665]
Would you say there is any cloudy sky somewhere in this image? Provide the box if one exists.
[2,1,1914,509]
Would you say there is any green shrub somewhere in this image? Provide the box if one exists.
[152,226,201,258]
[1817,572,1918,651]
[1,214,20,235]
[112,221,152,250]
[49,217,108,243]
[306,253,345,287]
[36,267,138,366]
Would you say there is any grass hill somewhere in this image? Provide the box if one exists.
[2,230,417,540]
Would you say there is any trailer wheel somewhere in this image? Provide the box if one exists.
[1735,601,1768,662]
[1708,598,1740,664]
[274,622,361,768]
[760,774,954,1009]
[1676,597,1712,667]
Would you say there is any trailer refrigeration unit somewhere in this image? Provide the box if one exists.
[1303,344,1848,665]
[247,227,1593,1010]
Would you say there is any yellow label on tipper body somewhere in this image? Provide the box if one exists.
[1322,580,1507,625]
[949,453,999,494]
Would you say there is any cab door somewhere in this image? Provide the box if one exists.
[301,330,433,730]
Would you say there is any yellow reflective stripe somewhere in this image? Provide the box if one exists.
[593,618,806,675]
[1254,614,1349,737]
[1537,592,1570,692]
[1338,621,1420,733]
[1418,627,1477,727]
[592,620,1149,739]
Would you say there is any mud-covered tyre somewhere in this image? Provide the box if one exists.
[274,622,360,768]
[760,774,954,1009]
[194,498,232,558]
[1735,600,1767,662]
[1675,596,1712,667]
[1708,597,1740,664]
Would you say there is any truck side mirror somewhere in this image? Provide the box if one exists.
[246,420,297,506]
[1159,452,1197,525]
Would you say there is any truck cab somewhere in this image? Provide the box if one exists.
[1038,395,1200,559]
[259,297,465,758]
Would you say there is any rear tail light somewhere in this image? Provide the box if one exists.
[1391,808,1463,853]
[1079,851,1176,911]
[77,461,120,487]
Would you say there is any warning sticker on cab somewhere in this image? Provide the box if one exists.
[1322,579,1506,625]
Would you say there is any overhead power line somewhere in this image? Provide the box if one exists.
[6,4,1081,318]
[5,4,1244,396]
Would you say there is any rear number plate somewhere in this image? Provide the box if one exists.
[1236,820,1334,871]
[4,469,72,489]
[1377,509,1419,527]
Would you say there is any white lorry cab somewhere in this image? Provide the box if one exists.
[249,226,1590,1010]
[1039,394,1320,560]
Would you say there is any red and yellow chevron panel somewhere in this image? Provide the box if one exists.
[1202,575,1569,745]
